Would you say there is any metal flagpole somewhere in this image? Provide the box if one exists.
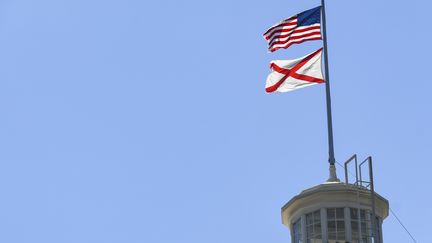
[320,0,339,182]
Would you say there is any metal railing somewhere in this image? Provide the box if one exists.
[343,154,380,243]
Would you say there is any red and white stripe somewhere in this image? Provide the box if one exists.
[263,17,321,52]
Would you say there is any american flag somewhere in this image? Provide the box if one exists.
[263,6,322,52]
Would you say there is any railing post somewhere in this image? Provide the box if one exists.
[368,157,378,242]
[343,154,357,184]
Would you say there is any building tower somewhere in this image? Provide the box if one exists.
[282,156,389,243]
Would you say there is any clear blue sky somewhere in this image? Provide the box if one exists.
[0,1,429,242]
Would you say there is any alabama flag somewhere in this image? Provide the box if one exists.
[265,48,324,93]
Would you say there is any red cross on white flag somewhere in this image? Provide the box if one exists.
[265,48,325,93]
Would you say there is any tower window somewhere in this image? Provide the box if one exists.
[306,210,322,243]
[350,208,368,242]
[327,208,346,242]
[293,218,302,243]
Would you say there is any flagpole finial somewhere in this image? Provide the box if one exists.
[327,164,340,182]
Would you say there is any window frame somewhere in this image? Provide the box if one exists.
[305,210,322,243]
[326,207,346,242]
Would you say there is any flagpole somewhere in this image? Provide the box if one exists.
[320,0,339,182]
